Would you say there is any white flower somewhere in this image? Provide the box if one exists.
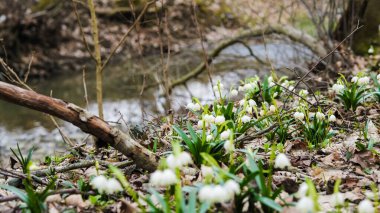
[269,82,275,87]
[238,86,244,92]
[224,180,240,196]
[224,140,235,152]
[230,89,238,97]
[328,115,336,122]
[358,199,375,213]
[220,129,231,140]
[296,197,314,213]
[150,169,177,186]
[243,83,253,91]
[239,99,246,106]
[201,165,213,178]
[315,112,325,120]
[186,103,201,111]
[288,86,295,91]
[246,107,253,114]
[105,178,123,194]
[241,115,251,123]
[351,76,359,83]
[215,116,225,125]
[299,90,309,96]
[377,74,380,81]
[259,110,265,116]
[293,112,305,121]
[273,92,278,97]
[358,77,370,86]
[199,185,229,203]
[332,84,344,94]
[91,175,108,194]
[178,152,193,166]
[206,134,213,141]
[331,192,345,207]
[274,153,291,169]
[204,114,215,123]
[166,152,193,169]
[268,76,273,82]
[269,105,276,113]
[368,45,374,54]
[248,99,257,107]
[296,182,309,198]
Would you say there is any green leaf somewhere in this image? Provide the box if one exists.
[0,184,28,202]
[258,196,283,212]
[200,153,219,168]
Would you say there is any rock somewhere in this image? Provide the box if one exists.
[46,194,62,203]
[65,194,87,208]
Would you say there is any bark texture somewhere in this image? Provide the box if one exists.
[0,81,158,172]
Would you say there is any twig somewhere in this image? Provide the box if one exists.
[72,0,96,61]
[82,66,89,109]
[32,160,133,177]
[24,52,34,83]
[101,1,155,71]
[0,188,96,203]
[292,23,362,91]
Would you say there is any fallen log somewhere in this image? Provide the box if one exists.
[0,81,158,172]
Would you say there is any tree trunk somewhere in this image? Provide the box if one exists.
[0,81,159,172]
[335,0,380,54]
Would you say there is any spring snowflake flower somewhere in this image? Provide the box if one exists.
[296,197,314,213]
[259,110,265,117]
[239,99,246,106]
[224,140,235,152]
[293,112,305,121]
[274,153,291,169]
[206,134,213,141]
[332,84,345,94]
[331,192,345,207]
[241,115,251,123]
[199,185,229,203]
[215,116,226,125]
[296,182,309,198]
[230,89,238,97]
[268,76,273,82]
[248,99,257,107]
[224,180,240,196]
[358,76,370,86]
[328,115,336,122]
[105,178,123,194]
[166,152,193,169]
[269,105,276,113]
[201,165,213,178]
[203,114,215,123]
[288,86,295,91]
[91,175,108,194]
[238,86,244,92]
[220,129,231,140]
[377,74,380,81]
[246,107,253,114]
[351,76,359,83]
[186,102,201,111]
[368,45,374,54]
[243,83,254,91]
[358,199,375,213]
[150,169,178,186]
[315,112,325,120]
[299,90,309,96]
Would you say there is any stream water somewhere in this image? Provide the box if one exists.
[0,40,315,165]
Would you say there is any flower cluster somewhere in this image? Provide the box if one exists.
[150,169,178,186]
[166,152,193,169]
[198,180,240,204]
[91,175,123,194]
